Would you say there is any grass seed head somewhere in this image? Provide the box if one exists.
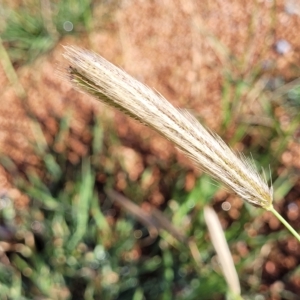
[63,46,273,210]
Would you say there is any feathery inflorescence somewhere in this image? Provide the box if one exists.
[63,46,273,210]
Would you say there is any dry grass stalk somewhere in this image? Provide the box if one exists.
[204,206,241,297]
[63,46,273,210]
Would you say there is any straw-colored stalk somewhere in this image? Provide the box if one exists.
[62,46,300,242]
[203,206,241,299]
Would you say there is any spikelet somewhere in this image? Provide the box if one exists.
[63,46,273,210]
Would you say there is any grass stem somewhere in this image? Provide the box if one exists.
[269,206,300,242]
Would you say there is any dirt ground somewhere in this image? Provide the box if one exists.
[1,0,300,298]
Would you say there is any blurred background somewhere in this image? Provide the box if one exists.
[0,0,300,299]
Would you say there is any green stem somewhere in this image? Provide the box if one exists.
[0,37,26,98]
[268,206,300,243]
